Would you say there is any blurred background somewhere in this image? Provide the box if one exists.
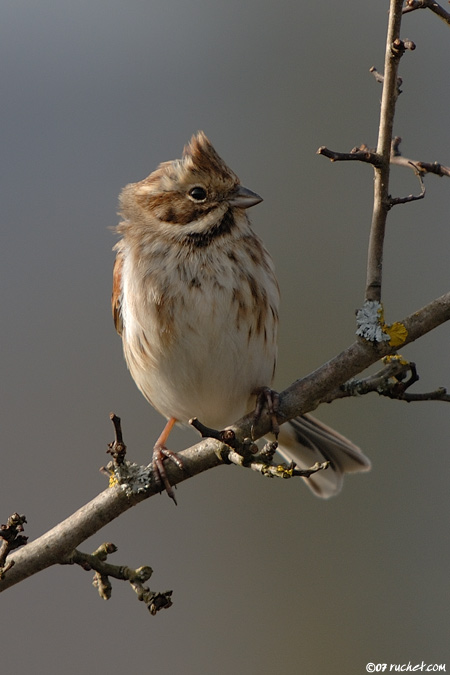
[1,1,449,673]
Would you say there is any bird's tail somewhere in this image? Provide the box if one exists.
[276,414,371,498]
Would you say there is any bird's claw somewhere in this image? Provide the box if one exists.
[252,386,280,438]
[152,445,184,505]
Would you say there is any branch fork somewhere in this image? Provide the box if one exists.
[66,543,173,615]
[342,356,450,403]
[402,0,450,26]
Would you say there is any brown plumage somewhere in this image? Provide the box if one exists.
[113,132,371,501]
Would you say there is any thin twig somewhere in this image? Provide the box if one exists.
[366,1,405,303]
[319,138,450,179]
[338,357,450,402]
[106,413,127,465]
[402,0,450,26]
[369,65,404,97]
[389,171,425,205]
[391,137,450,177]
[193,418,330,480]
[66,543,173,615]
[316,146,382,168]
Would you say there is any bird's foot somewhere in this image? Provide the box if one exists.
[152,444,184,505]
[252,386,280,438]
[152,417,183,505]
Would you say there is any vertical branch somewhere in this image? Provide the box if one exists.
[365,0,404,302]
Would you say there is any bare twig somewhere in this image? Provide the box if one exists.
[389,171,426,205]
[106,413,127,465]
[319,138,450,180]
[344,356,419,395]
[65,542,173,615]
[226,454,331,480]
[316,145,382,168]
[391,136,450,177]
[365,1,405,303]
[189,416,242,450]
[403,0,450,26]
[220,437,331,481]
[369,65,403,97]
[389,388,450,402]
[339,357,450,402]
[319,6,426,309]
[182,417,329,480]
[319,3,440,344]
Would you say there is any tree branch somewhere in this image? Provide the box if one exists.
[334,357,450,402]
[391,136,450,177]
[318,2,449,347]
[316,145,382,168]
[403,0,450,26]
[1,290,449,594]
[318,139,450,179]
[65,543,173,615]
[366,1,405,303]
[317,2,408,311]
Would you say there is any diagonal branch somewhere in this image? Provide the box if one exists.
[402,0,450,26]
[1,290,449,594]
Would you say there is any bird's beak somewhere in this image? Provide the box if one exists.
[228,185,263,209]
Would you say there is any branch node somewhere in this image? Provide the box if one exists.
[0,513,28,576]
[390,139,450,177]
[292,461,331,478]
[356,302,409,347]
[369,66,384,85]
[191,418,332,480]
[390,166,426,206]
[370,66,403,95]
[105,459,155,495]
[391,37,416,57]
[189,417,242,449]
[317,145,383,168]
[356,301,391,344]
[257,440,278,463]
[107,413,127,465]
[341,355,450,403]
[67,544,172,615]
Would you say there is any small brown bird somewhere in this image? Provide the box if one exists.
[112,132,370,501]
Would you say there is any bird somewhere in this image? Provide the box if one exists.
[112,131,371,502]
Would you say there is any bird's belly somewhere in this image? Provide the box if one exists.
[124,297,276,429]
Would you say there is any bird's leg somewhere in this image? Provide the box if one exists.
[252,386,280,438]
[152,417,184,504]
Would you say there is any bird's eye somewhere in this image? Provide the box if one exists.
[188,186,207,202]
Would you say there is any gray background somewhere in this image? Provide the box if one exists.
[1,2,449,674]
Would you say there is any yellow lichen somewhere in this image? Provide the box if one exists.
[109,471,119,488]
[382,354,409,366]
[384,321,408,347]
[276,464,294,479]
